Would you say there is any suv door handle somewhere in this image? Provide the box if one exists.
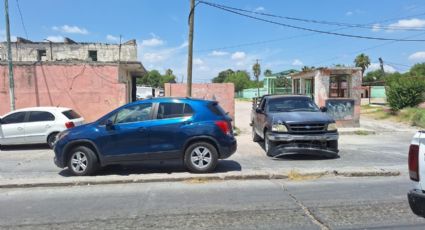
[138,127,147,132]
[17,127,23,131]
[45,125,51,128]
[182,121,192,125]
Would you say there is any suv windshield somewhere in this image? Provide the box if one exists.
[268,98,319,112]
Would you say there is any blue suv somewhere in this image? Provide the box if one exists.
[53,97,237,176]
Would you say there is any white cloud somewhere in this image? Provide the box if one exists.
[372,24,381,32]
[388,18,425,29]
[193,58,204,65]
[52,25,88,34]
[292,59,303,66]
[143,52,167,63]
[255,6,265,12]
[231,51,246,60]
[106,34,119,42]
[46,35,64,42]
[141,34,165,47]
[209,50,229,56]
[345,11,353,16]
[367,63,397,73]
[408,51,425,62]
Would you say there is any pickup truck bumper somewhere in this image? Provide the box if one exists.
[267,132,339,157]
[408,189,425,218]
[267,132,338,142]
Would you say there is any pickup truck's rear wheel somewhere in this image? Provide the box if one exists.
[252,126,262,142]
[265,132,276,157]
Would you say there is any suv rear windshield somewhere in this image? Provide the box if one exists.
[208,102,227,116]
[62,110,81,119]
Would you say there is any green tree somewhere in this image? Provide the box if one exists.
[409,63,425,77]
[364,70,385,83]
[224,70,252,92]
[212,69,234,83]
[137,69,177,88]
[301,66,315,72]
[386,73,425,110]
[264,69,272,77]
[354,53,371,76]
[252,62,261,96]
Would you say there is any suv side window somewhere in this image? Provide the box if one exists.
[2,112,27,124]
[157,103,193,119]
[28,111,55,122]
[260,99,267,111]
[115,103,153,124]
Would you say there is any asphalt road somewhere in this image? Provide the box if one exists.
[0,177,424,230]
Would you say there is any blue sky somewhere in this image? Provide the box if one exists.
[1,0,425,82]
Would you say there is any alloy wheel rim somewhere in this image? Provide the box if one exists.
[71,151,88,173]
[190,146,212,169]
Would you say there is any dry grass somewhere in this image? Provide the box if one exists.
[287,170,324,181]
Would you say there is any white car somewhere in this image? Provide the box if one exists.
[408,131,425,218]
[0,107,84,148]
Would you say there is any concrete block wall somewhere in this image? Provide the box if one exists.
[0,42,137,62]
[0,63,127,121]
[164,83,235,121]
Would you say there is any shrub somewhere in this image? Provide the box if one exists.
[385,73,425,111]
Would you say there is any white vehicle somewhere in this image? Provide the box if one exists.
[0,107,84,148]
[408,131,425,218]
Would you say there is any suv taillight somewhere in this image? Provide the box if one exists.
[409,144,420,181]
[215,121,231,135]
[65,121,75,129]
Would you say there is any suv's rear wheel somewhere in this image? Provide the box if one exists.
[67,146,99,176]
[184,142,218,173]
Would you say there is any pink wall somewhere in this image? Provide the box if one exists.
[164,83,235,121]
[0,63,127,121]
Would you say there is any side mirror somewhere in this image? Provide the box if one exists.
[105,120,114,130]
[255,108,263,114]
[320,106,328,112]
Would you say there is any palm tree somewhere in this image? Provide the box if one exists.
[354,53,371,76]
[253,62,261,97]
[264,69,272,77]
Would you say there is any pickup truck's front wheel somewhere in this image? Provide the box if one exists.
[265,132,276,157]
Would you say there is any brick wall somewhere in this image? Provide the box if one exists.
[0,63,127,121]
[164,83,235,121]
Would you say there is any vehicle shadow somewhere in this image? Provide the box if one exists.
[0,144,51,151]
[59,159,242,177]
[257,142,339,161]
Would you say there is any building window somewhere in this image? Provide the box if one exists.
[37,49,46,61]
[329,75,350,98]
[293,79,300,94]
[88,50,97,61]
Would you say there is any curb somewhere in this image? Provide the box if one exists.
[0,169,401,189]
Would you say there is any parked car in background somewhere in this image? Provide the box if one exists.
[0,107,84,148]
[251,95,339,158]
[408,131,425,218]
[53,97,237,176]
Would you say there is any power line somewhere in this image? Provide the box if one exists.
[200,1,425,42]
[199,0,425,31]
[15,0,28,39]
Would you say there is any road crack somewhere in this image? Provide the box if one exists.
[273,180,331,230]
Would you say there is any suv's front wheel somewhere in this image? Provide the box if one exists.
[184,142,218,173]
[67,146,99,176]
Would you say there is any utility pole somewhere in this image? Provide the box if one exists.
[4,0,15,111]
[186,0,195,97]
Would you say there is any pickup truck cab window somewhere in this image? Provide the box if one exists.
[268,98,319,112]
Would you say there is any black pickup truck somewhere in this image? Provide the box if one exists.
[251,95,339,158]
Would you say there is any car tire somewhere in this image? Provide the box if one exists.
[252,126,262,142]
[67,146,99,176]
[47,132,59,148]
[265,132,276,157]
[184,142,218,173]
